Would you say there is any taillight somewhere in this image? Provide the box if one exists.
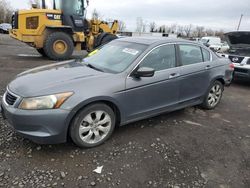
[229,63,235,70]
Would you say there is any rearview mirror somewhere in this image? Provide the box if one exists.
[133,67,155,78]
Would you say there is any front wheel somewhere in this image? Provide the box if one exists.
[70,103,116,148]
[201,81,224,110]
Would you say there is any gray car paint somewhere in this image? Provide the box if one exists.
[1,37,232,144]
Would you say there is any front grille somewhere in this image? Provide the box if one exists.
[229,56,244,64]
[234,68,249,74]
[5,92,17,106]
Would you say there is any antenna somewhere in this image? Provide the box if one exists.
[237,14,243,31]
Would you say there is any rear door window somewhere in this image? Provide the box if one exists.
[179,44,203,66]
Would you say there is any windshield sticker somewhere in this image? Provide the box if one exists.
[88,49,99,57]
[122,48,139,55]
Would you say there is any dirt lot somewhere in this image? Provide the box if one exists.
[0,34,249,188]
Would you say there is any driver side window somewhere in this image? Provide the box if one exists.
[140,45,176,71]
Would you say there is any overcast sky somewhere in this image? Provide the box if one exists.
[9,0,250,31]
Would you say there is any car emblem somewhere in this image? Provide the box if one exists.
[232,57,239,62]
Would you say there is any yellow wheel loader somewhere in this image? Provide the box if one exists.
[9,0,118,60]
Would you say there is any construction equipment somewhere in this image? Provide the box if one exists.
[9,0,118,60]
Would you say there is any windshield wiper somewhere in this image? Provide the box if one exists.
[84,63,104,72]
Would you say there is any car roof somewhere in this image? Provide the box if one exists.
[117,36,197,46]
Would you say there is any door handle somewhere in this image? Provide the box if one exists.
[169,73,180,79]
[205,65,211,70]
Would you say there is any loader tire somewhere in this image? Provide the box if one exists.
[100,34,118,46]
[44,32,74,61]
[36,48,47,57]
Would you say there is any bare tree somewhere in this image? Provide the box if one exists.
[170,24,177,33]
[142,20,147,32]
[215,29,225,40]
[149,22,156,32]
[0,0,13,23]
[183,24,192,37]
[92,9,102,20]
[135,17,143,33]
[118,20,126,32]
[165,25,171,34]
[177,25,185,36]
[195,26,205,37]
[205,29,215,36]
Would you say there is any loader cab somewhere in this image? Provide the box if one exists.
[39,0,88,32]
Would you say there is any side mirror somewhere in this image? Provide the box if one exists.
[32,3,38,9]
[133,67,155,78]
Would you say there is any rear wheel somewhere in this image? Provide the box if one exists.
[201,81,224,110]
[36,48,47,57]
[70,103,116,148]
[44,32,74,61]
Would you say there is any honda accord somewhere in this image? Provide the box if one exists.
[0,37,234,148]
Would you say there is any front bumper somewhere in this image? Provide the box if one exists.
[0,100,71,144]
[234,66,250,79]
[10,29,40,48]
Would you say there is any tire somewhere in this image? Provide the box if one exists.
[70,103,116,148]
[201,81,224,110]
[36,48,47,57]
[43,32,74,61]
[100,34,118,46]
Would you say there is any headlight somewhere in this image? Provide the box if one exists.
[19,92,73,110]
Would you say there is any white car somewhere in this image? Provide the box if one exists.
[222,31,250,80]
[0,23,12,34]
[210,42,230,53]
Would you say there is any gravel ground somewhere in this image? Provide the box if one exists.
[0,34,249,188]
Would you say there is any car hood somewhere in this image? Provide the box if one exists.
[8,60,109,97]
[224,31,250,49]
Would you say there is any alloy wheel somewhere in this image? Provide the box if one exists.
[79,110,112,144]
[207,84,222,108]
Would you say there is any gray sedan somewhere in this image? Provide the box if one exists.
[0,37,234,148]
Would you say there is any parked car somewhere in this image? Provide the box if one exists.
[222,31,250,80]
[200,37,221,47]
[0,23,12,34]
[209,42,230,53]
[0,37,234,148]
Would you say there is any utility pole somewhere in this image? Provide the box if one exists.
[237,14,243,31]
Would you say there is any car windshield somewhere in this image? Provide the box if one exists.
[83,41,147,73]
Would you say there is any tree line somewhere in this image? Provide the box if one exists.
[137,17,225,39]
[0,0,13,23]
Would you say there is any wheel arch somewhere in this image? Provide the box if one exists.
[65,97,123,140]
[213,76,226,85]
[44,26,75,44]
